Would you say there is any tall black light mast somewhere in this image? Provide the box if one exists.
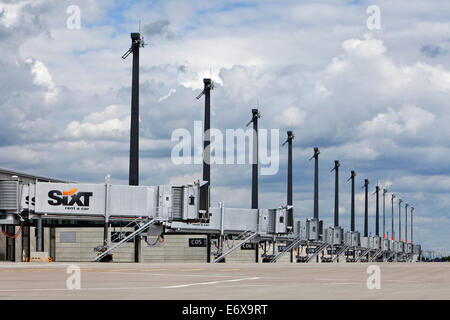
[382,188,387,239]
[309,148,320,219]
[246,109,261,210]
[247,109,261,263]
[122,32,145,262]
[375,185,380,236]
[363,179,369,237]
[347,171,356,231]
[283,131,295,228]
[411,206,414,244]
[196,79,214,186]
[391,194,395,240]
[405,202,408,243]
[331,161,340,227]
[196,79,214,262]
[123,33,145,186]
[398,198,403,241]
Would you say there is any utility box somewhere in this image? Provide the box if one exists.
[324,226,343,245]
[307,218,320,241]
[368,236,374,249]
[394,241,404,253]
[267,208,289,235]
[297,219,308,240]
[344,231,360,247]
[371,236,381,250]
[399,241,404,253]
[360,236,369,248]
[381,239,390,251]
[274,208,288,234]
[406,243,413,254]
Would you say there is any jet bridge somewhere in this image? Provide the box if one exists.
[1,179,295,261]
[0,179,422,263]
[16,181,209,223]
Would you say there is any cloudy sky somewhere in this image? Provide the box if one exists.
[1,0,449,253]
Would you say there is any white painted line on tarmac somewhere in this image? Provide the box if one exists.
[314,278,352,281]
[160,277,260,289]
[88,272,246,278]
[383,280,419,283]
[0,286,160,292]
[216,284,269,288]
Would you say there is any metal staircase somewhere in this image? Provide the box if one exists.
[385,251,396,262]
[93,219,156,262]
[213,231,257,263]
[331,245,349,262]
[270,237,303,263]
[369,249,383,262]
[306,242,329,263]
[356,248,371,262]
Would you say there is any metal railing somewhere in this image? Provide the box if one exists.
[93,219,156,262]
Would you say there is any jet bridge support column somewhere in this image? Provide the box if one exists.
[36,218,43,252]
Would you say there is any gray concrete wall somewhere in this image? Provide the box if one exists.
[220,240,257,263]
[54,229,208,263]
[142,235,207,263]
[55,227,134,262]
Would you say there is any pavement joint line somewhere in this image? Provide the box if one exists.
[160,277,260,289]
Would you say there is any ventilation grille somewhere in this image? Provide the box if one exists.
[171,187,184,220]
[0,181,19,211]
[267,209,276,233]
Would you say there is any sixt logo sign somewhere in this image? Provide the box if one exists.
[48,188,93,207]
